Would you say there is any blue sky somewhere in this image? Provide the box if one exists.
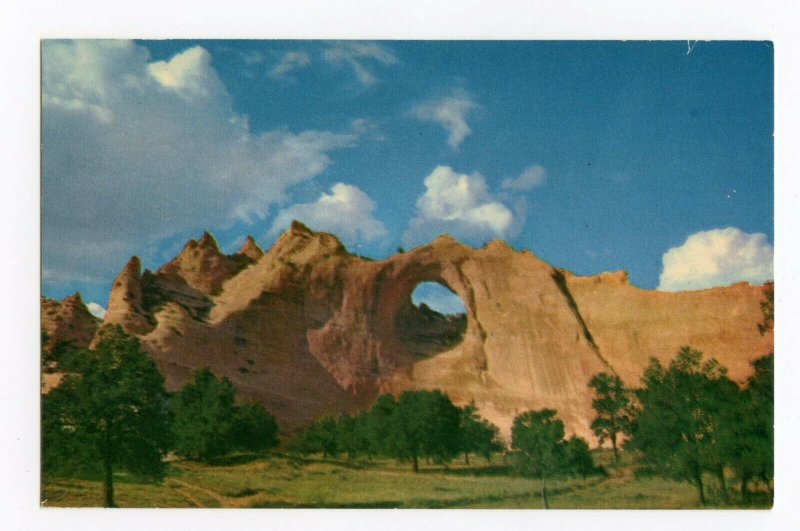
[41,40,773,315]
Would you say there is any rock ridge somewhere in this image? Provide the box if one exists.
[45,222,773,442]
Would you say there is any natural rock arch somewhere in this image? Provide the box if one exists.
[92,221,773,442]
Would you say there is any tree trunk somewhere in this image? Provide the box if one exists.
[102,424,115,508]
[693,468,706,506]
[611,435,619,465]
[464,452,470,465]
[412,454,419,473]
[103,455,115,508]
[740,474,750,504]
[761,472,773,501]
[716,465,729,504]
[541,476,549,509]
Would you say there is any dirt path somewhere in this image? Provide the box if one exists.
[170,486,207,508]
[169,479,228,508]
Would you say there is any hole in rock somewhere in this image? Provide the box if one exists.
[397,282,467,358]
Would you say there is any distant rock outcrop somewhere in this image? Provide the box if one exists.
[47,222,773,442]
[41,292,100,352]
[104,256,152,335]
[237,235,264,261]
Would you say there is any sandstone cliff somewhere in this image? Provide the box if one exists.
[48,222,773,443]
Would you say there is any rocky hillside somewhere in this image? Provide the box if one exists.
[42,222,773,443]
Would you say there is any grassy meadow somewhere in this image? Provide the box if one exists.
[40,450,771,509]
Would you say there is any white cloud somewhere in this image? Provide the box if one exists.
[42,40,356,286]
[502,165,547,192]
[269,51,311,79]
[86,302,107,320]
[268,183,387,248]
[403,166,515,248]
[323,41,398,86]
[658,227,773,291]
[147,46,223,99]
[412,88,477,150]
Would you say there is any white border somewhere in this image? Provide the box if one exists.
[2,1,798,530]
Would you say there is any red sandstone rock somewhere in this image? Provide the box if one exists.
[66,222,773,442]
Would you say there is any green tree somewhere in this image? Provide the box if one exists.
[628,347,737,506]
[458,402,504,464]
[170,368,237,461]
[289,416,340,459]
[563,436,597,478]
[363,394,397,458]
[511,409,566,508]
[725,353,773,503]
[588,372,633,464]
[334,413,373,460]
[230,402,279,453]
[722,281,774,503]
[41,325,171,507]
[389,390,462,472]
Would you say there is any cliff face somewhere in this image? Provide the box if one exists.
[74,221,771,441]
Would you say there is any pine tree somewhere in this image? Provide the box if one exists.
[42,325,171,507]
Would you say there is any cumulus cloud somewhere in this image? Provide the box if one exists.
[147,46,224,99]
[502,165,546,192]
[268,183,387,248]
[323,41,398,86]
[412,88,477,150]
[658,227,773,291]
[269,51,311,79]
[86,302,107,320]
[42,40,355,287]
[402,166,515,248]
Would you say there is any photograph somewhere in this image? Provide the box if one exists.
[39,39,774,510]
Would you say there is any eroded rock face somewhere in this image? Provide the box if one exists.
[41,293,100,352]
[97,222,773,441]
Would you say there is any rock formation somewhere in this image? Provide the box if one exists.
[41,292,102,391]
[44,222,773,443]
[41,292,101,352]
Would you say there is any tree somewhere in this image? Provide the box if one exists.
[230,402,279,453]
[725,353,773,503]
[170,368,237,461]
[289,416,340,459]
[42,325,171,507]
[363,394,397,459]
[511,409,566,509]
[458,402,504,464]
[388,390,462,472]
[563,436,597,478]
[334,413,373,460]
[588,372,633,464]
[628,347,737,506]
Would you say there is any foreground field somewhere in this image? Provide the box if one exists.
[41,452,770,509]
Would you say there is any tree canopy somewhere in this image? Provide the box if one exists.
[511,408,567,508]
[42,325,171,507]
[288,390,501,472]
[627,346,738,505]
[170,368,279,461]
[588,372,633,464]
[458,402,504,464]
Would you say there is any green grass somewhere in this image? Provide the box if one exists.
[40,451,772,509]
